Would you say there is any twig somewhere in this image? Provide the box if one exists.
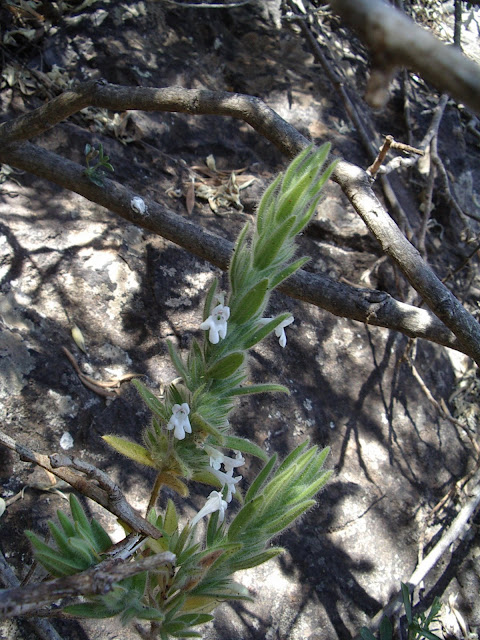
[417,139,436,256]
[0,551,175,618]
[0,140,463,354]
[0,551,65,640]
[162,0,251,6]
[407,357,480,455]
[0,429,162,540]
[0,82,479,361]
[290,2,412,234]
[359,477,480,638]
[330,0,480,113]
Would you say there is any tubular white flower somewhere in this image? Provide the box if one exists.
[205,446,245,475]
[191,490,228,527]
[204,445,224,470]
[167,403,192,440]
[211,467,242,503]
[259,315,295,348]
[222,450,245,475]
[200,303,230,344]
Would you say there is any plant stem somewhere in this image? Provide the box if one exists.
[146,473,164,516]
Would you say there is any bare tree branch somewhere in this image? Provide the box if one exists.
[335,162,480,364]
[0,552,65,640]
[0,552,176,619]
[1,82,479,360]
[0,430,162,540]
[359,477,480,638]
[0,139,466,354]
[329,0,480,114]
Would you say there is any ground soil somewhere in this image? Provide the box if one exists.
[1,2,480,640]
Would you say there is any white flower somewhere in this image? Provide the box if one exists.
[167,403,192,440]
[204,445,224,470]
[204,447,245,475]
[200,303,230,344]
[191,490,228,527]
[222,450,245,475]
[211,467,242,503]
[259,315,294,348]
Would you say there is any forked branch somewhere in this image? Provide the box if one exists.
[1,82,479,362]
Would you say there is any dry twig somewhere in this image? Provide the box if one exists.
[330,0,480,113]
[0,82,477,360]
[0,429,161,540]
[0,552,175,619]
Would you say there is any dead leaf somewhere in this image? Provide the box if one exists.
[72,324,87,354]
[186,179,195,214]
[206,154,217,172]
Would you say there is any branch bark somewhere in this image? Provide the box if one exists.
[0,139,465,355]
[1,82,479,361]
[329,0,480,114]
[0,552,175,619]
[0,430,162,540]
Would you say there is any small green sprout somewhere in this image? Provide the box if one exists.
[84,143,114,186]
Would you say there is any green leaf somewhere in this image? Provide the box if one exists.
[159,472,189,497]
[69,494,90,531]
[360,627,378,640]
[223,383,289,397]
[227,495,264,540]
[90,519,113,553]
[47,521,73,556]
[229,223,251,292]
[253,215,296,270]
[103,435,156,468]
[222,435,269,462]
[379,615,393,640]
[167,340,189,381]
[190,413,225,442]
[269,256,310,289]
[262,500,315,535]
[64,601,119,619]
[206,508,222,547]
[164,499,178,536]
[132,379,169,420]
[68,537,97,565]
[203,278,218,321]
[206,352,244,380]
[281,145,315,192]
[230,546,283,571]
[245,454,277,502]
[230,278,269,325]
[57,510,76,537]
[276,439,310,474]
[294,470,332,502]
[174,523,192,557]
[256,173,281,235]
[401,583,412,623]
[242,313,291,350]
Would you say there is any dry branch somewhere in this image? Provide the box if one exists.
[0,138,465,355]
[1,82,479,361]
[0,552,176,619]
[0,552,65,640]
[360,478,480,637]
[0,430,162,540]
[330,0,480,113]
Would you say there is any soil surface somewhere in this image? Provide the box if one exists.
[1,2,480,640]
